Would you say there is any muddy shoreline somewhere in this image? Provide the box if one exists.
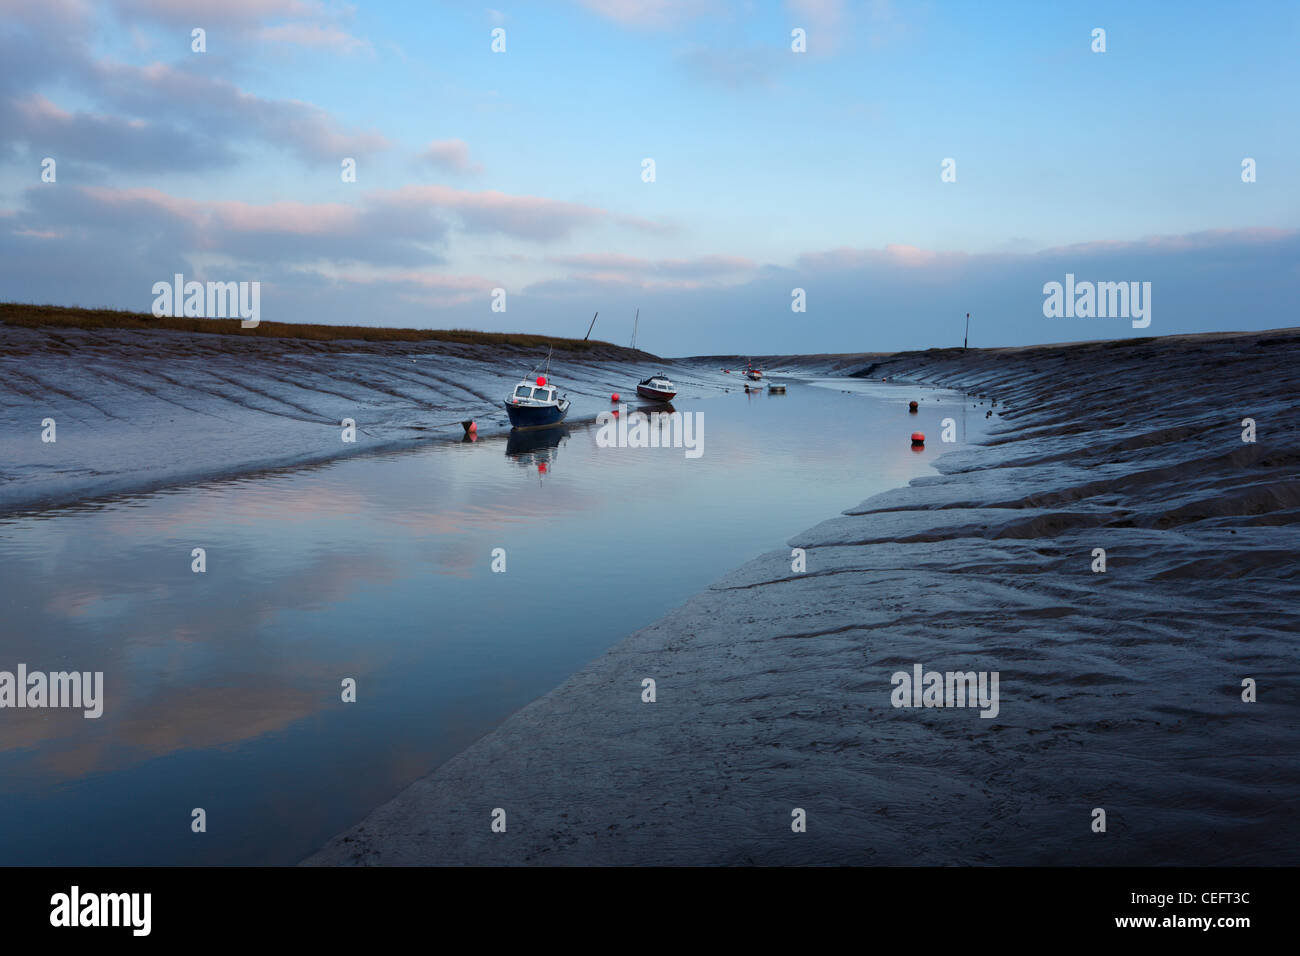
[0,323,731,513]
[305,327,1300,865]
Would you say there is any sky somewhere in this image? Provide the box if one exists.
[1,0,1296,355]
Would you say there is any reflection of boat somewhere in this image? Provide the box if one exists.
[506,425,568,458]
[635,400,676,415]
[636,373,677,401]
[507,425,567,481]
[504,350,570,430]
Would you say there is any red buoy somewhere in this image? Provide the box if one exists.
[536,375,547,386]
[611,392,620,402]
[911,431,925,446]
[468,421,477,433]
[908,400,918,412]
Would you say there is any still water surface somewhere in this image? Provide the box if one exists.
[0,380,977,864]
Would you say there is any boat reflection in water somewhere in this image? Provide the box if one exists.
[634,401,676,415]
[505,425,570,480]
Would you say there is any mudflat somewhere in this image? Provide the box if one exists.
[305,328,1300,865]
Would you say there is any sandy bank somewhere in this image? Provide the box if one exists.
[305,328,1300,866]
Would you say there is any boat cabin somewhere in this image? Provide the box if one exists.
[511,383,561,405]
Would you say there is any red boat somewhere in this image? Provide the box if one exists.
[635,374,677,401]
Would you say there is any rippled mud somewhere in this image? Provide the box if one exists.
[0,324,724,513]
[307,329,1300,866]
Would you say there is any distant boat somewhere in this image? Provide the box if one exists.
[744,360,762,380]
[767,382,786,393]
[504,350,569,430]
[636,373,677,402]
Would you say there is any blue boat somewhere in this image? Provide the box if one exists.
[504,374,570,430]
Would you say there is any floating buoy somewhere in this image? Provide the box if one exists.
[611,392,620,402]
[461,419,477,435]
[911,431,925,446]
[908,400,918,413]
[986,410,993,418]
[536,375,547,386]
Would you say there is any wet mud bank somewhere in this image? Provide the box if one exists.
[0,323,722,513]
[307,328,1300,866]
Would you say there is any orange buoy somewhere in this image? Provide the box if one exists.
[536,375,547,386]
[908,400,918,412]
[911,431,925,446]
[611,392,620,402]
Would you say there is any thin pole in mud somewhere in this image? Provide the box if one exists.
[964,312,970,350]
[584,312,598,341]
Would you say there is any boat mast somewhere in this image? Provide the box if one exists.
[630,308,639,350]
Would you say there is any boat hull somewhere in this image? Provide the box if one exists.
[504,400,569,430]
[636,384,677,401]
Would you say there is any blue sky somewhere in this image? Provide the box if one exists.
[1,0,1297,354]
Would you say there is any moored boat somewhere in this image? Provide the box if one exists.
[504,364,570,430]
[635,373,677,401]
[767,382,786,393]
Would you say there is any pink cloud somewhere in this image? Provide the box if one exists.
[80,187,361,237]
[109,0,317,27]
[798,244,968,271]
[378,184,639,241]
[547,252,755,277]
[15,94,73,122]
[418,139,483,175]
[786,0,847,52]
[575,0,717,29]
[89,59,391,163]
[257,22,371,54]
[334,269,496,292]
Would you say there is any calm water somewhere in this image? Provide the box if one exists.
[0,380,977,864]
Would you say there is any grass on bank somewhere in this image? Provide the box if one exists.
[0,302,627,353]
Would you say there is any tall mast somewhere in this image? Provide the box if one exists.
[630,308,639,350]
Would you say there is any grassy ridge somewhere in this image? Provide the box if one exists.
[0,302,626,353]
